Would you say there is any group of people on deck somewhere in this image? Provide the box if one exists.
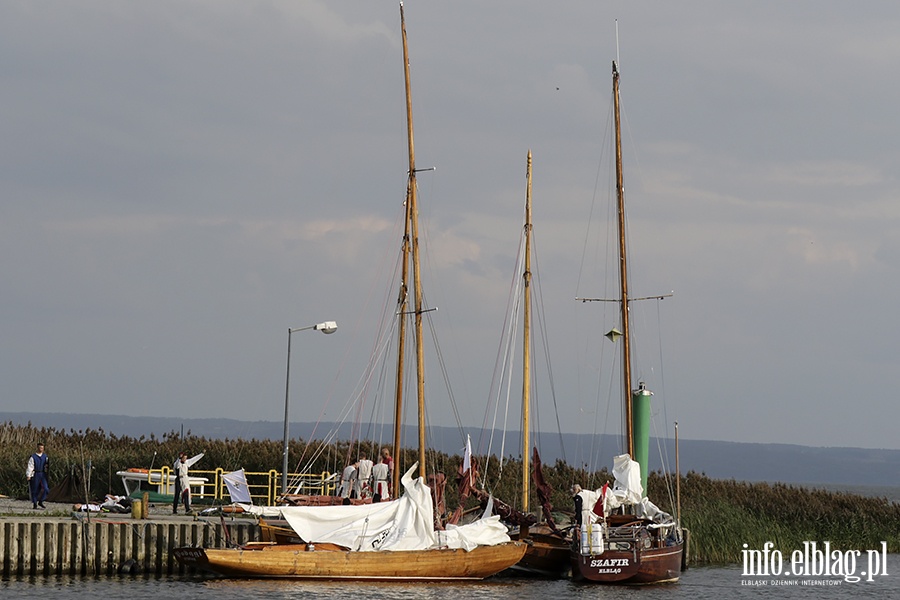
[338,447,393,503]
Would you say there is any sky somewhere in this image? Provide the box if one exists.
[2,1,899,453]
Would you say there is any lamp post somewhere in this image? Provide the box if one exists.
[281,320,338,495]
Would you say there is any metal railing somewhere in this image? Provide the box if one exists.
[151,467,335,505]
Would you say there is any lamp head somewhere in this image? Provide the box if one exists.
[315,321,338,334]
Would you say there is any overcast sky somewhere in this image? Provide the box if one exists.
[2,1,899,453]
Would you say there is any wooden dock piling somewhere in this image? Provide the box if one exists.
[0,517,259,577]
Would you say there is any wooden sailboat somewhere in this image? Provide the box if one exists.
[173,3,525,579]
[173,540,525,581]
[505,152,572,578]
[569,60,684,584]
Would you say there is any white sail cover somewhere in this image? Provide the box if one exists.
[438,513,510,551]
[578,454,644,524]
[277,463,511,552]
[576,454,674,527]
[611,453,643,504]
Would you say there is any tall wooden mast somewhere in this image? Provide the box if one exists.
[398,2,427,482]
[612,60,634,458]
[521,151,533,516]
[392,3,414,494]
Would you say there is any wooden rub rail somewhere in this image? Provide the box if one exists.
[0,519,259,577]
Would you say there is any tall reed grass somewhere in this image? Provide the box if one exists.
[669,472,900,563]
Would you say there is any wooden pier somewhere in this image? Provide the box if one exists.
[0,516,259,577]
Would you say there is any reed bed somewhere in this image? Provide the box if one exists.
[670,472,900,563]
[2,422,896,565]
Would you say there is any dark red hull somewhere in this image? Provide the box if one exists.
[571,541,683,584]
[506,529,571,578]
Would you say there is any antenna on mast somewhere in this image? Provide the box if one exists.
[615,20,620,67]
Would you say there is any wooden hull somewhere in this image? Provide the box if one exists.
[173,542,526,580]
[571,541,683,584]
[506,529,571,578]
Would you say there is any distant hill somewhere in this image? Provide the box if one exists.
[3,411,899,489]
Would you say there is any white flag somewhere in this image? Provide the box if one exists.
[462,434,472,473]
[223,469,252,504]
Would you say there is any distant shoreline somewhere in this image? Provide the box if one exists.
[797,483,900,503]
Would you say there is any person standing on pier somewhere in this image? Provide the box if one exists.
[172,451,203,515]
[25,442,50,510]
[380,447,394,496]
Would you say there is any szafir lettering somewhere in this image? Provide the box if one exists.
[590,558,630,568]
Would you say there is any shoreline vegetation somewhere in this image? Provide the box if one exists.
[2,421,898,564]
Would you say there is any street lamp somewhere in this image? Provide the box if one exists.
[281,321,338,495]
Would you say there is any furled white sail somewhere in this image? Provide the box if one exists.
[277,463,511,552]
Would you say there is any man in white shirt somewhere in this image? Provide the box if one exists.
[371,456,390,503]
[355,453,374,499]
[172,451,203,515]
[338,460,358,502]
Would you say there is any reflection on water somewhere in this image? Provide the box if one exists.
[201,577,543,600]
[2,562,897,600]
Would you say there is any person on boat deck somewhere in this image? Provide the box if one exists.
[338,460,358,502]
[172,451,204,515]
[355,452,374,499]
[380,447,394,494]
[571,484,583,527]
[371,455,390,503]
[26,442,50,510]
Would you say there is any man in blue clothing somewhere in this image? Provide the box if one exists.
[26,443,50,510]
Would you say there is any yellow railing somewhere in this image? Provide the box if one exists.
[152,467,335,505]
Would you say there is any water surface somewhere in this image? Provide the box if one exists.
[3,562,898,600]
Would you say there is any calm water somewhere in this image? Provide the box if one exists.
[2,562,898,600]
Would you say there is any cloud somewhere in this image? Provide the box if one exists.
[295,0,395,46]
[771,161,885,187]
[786,227,864,269]
[4,1,900,452]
